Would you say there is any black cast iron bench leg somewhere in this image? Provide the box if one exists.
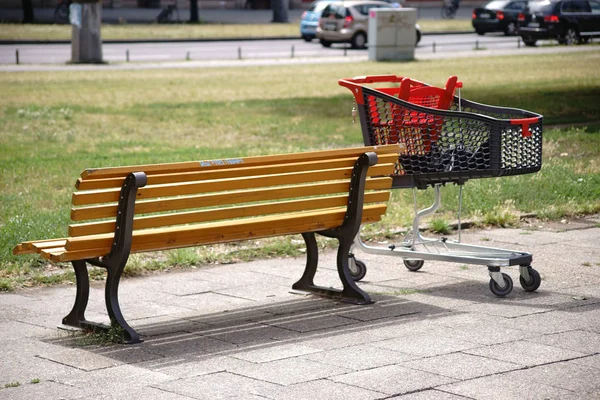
[292,152,377,305]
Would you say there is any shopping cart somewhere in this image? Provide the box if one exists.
[339,75,543,296]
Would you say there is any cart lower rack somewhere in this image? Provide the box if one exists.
[340,75,543,296]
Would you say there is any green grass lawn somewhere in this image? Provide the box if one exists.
[0,19,474,41]
[1,51,599,290]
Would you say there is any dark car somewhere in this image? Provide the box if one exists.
[472,0,529,35]
[518,0,600,46]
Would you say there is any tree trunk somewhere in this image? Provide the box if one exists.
[271,0,288,23]
[22,0,34,23]
[189,0,199,23]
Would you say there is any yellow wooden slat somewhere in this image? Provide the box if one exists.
[72,164,394,206]
[52,211,385,263]
[65,204,387,252]
[80,144,406,179]
[41,247,110,263]
[70,177,393,221]
[68,191,392,237]
[75,154,399,191]
[12,239,68,255]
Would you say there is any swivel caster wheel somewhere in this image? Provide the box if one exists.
[520,267,541,292]
[349,256,367,282]
[489,273,513,297]
[404,259,424,271]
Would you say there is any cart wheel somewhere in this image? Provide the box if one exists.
[404,259,424,272]
[349,258,367,282]
[519,268,541,292]
[489,273,513,297]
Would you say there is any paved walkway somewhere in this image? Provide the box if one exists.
[1,216,599,399]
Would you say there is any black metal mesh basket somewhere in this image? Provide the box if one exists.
[339,76,543,189]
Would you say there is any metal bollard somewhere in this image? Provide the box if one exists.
[186,51,190,61]
[344,47,347,56]
[238,47,242,60]
[291,45,294,58]
[475,40,479,50]
[518,38,521,48]
[433,42,436,53]
[126,49,129,62]
[15,49,19,65]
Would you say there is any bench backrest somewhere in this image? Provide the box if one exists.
[36,145,403,262]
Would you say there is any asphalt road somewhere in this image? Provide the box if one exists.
[0,32,568,66]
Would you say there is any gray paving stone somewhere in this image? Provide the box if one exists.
[503,309,597,334]
[51,364,174,394]
[440,369,576,400]
[155,371,280,399]
[201,322,301,345]
[229,356,352,385]
[571,354,600,370]
[266,378,386,400]
[454,301,548,318]
[465,339,586,367]
[140,354,255,378]
[370,332,480,357]
[514,360,600,394]
[267,313,355,333]
[142,331,238,358]
[402,352,520,380]
[441,321,531,346]
[0,339,82,384]
[302,344,417,370]
[388,389,471,399]
[528,329,600,355]
[0,380,90,400]
[231,342,321,363]
[330,364,456,395]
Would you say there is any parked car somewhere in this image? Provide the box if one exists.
[300,0,334,42]
[316,1,421,49]
[472,0,529,35]
[518,0,600,46]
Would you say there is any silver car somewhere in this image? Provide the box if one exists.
[316,0,421,48]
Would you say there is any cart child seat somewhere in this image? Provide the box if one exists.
[395,76,461,155]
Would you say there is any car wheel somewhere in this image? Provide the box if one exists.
[504,21,517,36]
[350,32,367,49]
[320,39,332,48]
[563,27,579,45]
[302,35,313,42]
[475,29,485,36]
[416,29,421,45]
[522,36,537,46]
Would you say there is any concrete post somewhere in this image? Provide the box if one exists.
[71,0,103,64]
[368,8,417,62]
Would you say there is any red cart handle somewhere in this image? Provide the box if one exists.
[339,75,406,104]
[510,117,540,137]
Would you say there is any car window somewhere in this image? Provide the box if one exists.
[354,4,379,15]
[505,1,525,10]
[527,0,556,13]
[485,0,510,9]
[562,0,592,12]
[321,4,346,18]
[311,1,331,12]
[591,0,600,12]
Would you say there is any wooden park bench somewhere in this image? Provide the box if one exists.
[13,144,404,343]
